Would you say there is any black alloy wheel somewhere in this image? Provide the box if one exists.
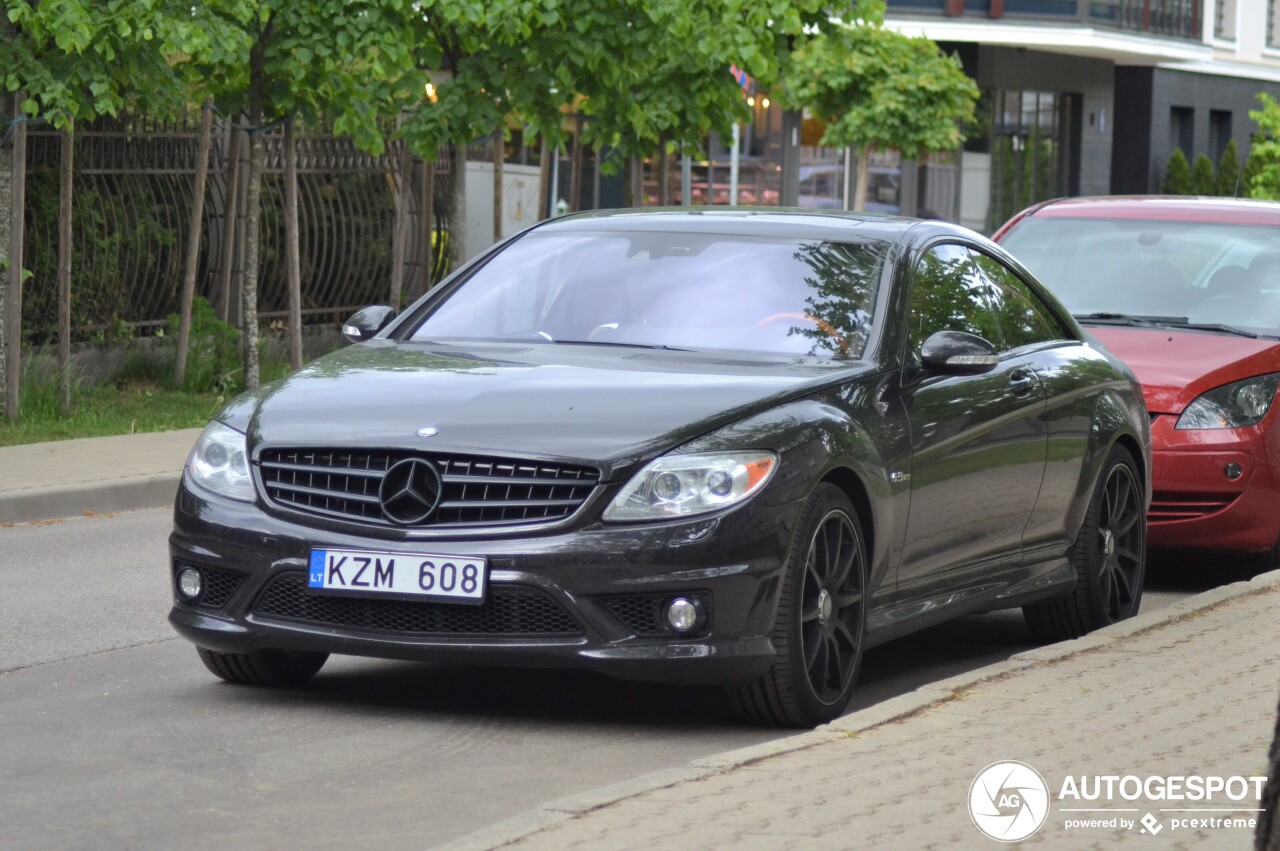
[728,484,867,727]
[1025,446,1146,642]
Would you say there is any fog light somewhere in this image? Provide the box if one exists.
[665,597,704,634]
[177,567,203,600]
[1224,462,1242,480]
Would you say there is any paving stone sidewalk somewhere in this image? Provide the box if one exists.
[0,429,199,524]
[449,572,1280,850]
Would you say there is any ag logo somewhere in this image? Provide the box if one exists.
[968,761,1050,842]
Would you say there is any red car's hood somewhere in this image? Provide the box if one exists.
[1087,326,1280,414]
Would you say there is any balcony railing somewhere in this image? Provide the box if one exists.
[887,0,1202,40]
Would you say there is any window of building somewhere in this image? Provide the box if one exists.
[1210,110,1233,162]
[1271,0,1280,47]
[988,90,1079,230]
[1171,107,1194,158]
[1216,0,1237,39]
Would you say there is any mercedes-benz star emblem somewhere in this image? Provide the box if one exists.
[379,458,442,525]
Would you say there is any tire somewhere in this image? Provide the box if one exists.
[727,483,868,727]
[1024,445,1146,643]
[196,647,328,687]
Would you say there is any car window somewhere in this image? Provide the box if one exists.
[409,231,888,359]
[999,216,1280,335]
[972,252,1071,348]
[906,243,1004,360]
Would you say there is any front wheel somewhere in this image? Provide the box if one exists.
[196,647,329,687]
[727,484,868,727]
[1024,445,1146,642]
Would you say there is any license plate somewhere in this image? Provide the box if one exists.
[308,548,487,604]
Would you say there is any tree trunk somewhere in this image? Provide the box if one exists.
[57,120,74,413]
[658,135,670,206]
[453,143,467,264]
[629,154,642,207]
[389,134,411,308]
[217,117,243,324]
[242,120,264,390]
[283,116,302,369]
[492,126,504,243]
[420,151,435,293]
[0,112,9,416]
[5,94,27,422]
[175,99,214,388]
[853,146,872,213]
[569,119,583,212]
[537,138,550,222]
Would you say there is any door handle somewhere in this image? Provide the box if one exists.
[1009,371,1036,396]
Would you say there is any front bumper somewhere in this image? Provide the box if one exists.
[1146,413,1280,554]
[168,476,804,686]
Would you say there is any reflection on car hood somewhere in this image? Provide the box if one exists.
[224,340,869,475]
[1087,326,1280,413]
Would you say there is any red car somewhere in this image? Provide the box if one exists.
[996,197,1280,567]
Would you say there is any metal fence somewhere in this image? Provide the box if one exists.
[21,117,454,344]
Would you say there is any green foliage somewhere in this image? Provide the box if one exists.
[1244,130,1267,196]
[1191,153,1216,195]
[396,1,876,163]
[1248,93,1280,200]
[1216,138,1241,197]
[783,21,979,158]
[1162,148,1192,194]
[1,0,243,126]
[163,296,242,393]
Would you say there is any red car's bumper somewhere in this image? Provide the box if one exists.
[1147,411,1280,554]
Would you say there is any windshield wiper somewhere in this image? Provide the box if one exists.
[1073,312,1188,327]
[1161,321,1260,339]
[552,339,694,352]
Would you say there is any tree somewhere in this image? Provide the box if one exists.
[199,0,416,389]
[395,1,869,248]
[1191,153,1215,196]
[784,19,979,211]
[1248,93,1280,201]
[1162,148,1192,195]
[1216,138,1242,197]
[0,0,217,419]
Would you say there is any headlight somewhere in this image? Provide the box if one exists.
[187,421,254,501]
[603,451,777,522]
[1175,373,1280,430]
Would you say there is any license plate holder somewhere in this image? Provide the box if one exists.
[307,548,487,605]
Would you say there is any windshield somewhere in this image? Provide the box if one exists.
[408,230,886,359]
[1000,216,1280,337]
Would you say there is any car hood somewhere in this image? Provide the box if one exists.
[220,340,869,477]
[1087,326,1280,414]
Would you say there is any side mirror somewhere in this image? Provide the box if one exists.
[920,330,999,375]
[342,305,397,344]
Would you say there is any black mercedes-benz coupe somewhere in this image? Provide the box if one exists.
[169,209,1151,726]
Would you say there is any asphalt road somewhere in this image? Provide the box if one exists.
[0,508,1254,849]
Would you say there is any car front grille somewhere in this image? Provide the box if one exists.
[1149,492,1237,523]
[256,448,599,529]
[599,592,712,637]
[250,573,583,637]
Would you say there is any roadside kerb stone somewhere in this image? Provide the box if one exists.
[439,568,1280,851]
[0,428,199,524]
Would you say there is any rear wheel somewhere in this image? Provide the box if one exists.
[1024,446,1146,642]
[727,484,868,727]
[196,647,328,687]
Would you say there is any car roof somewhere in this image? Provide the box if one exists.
[537,207,930,243]
[1026,195,1280,225]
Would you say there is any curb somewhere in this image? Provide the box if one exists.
[0,473,181,525]
[437,567,1280,851]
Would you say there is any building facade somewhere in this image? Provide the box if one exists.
[884,0,1280,232]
